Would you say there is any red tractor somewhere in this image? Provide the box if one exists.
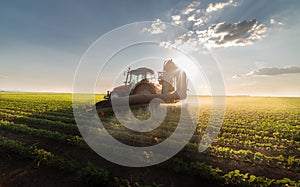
[95,59,187,113]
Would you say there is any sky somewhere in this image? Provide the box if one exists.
[1,0,300,96]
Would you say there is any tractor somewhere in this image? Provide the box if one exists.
[94,59,187,114]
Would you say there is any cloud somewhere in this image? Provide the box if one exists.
[246,66,300,76]
[143,0,269,49]
[206,0,236,13]
[232,74,243,79]
[170,4,205,32]
[270,18,283,26]
[161,19,267,49]
[142,19,166,34]
[169,1,266,48]
[233,66,300,78]
[197,19,267,47]
[182,1,201,15]
[171,0,237,29]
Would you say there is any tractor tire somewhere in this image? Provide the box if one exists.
[110,91,121,99]
[130,83,158,95]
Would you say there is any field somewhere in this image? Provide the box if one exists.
[0,92,299,187]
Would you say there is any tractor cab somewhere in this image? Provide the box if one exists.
[108,67,156,99]
[125,68,155,89]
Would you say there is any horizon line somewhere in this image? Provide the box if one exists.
[1,90,300,98]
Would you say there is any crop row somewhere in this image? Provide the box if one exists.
[0,112,77,131]
[215,136,300,156]
[220,132,299,147]
[4,116,299,172]
[0,108,76,123]
[0,135,160,187]
[74,123,300,171]
[0,125,299,187]
[209,146,300,170]
[1,108,298,157]
[168,157,300,187]
[0,119,84,146]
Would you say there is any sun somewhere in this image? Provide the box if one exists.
[172,54,210,95]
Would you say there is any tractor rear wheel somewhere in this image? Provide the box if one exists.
[131,83,157,95]
[110,91,121,99]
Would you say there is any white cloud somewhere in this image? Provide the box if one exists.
[232,74,243,79]
[182,1,201,15]
[143,0,237,39]
[270,18,283,26]
[246,66,300,77]
[164,18,267,49]
[172,15,181,21]
[166,1,267,48]
[206,0,236,13]
[142,19,166,34]
[143,0,270,49]
[197,19,267,47]
[234,66,300,78]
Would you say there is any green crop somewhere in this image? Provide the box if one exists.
[0,92,300,186]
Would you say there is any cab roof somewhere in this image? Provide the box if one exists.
[130,67,154,75]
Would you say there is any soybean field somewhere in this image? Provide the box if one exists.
[0,92,299,187]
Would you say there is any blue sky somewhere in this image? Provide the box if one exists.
[1,0,300,96]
